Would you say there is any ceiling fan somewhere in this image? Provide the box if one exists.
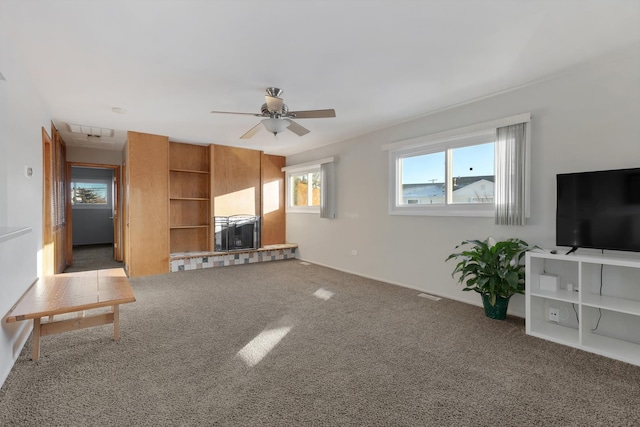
[211,87,336,139]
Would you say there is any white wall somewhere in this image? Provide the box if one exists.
[66,146,123,165]
[0,18,52,387]
[286,48,640,317]
[0,229,36,387]
[0,80,7,225]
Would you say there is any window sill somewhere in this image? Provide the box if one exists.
[286,207,320,214]
[389,205,494,217]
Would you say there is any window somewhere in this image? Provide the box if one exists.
[283,157,335,215]
[71,179,111,208]
[385,113,530,218]
[389,131,496,216]
[286,168,321,213]
[290,171,321,208]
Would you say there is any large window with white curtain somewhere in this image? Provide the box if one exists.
[385,114,530,220]
[389,133,495,216]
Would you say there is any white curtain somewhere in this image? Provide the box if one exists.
[320,161,336,219]
[495,122,527,225]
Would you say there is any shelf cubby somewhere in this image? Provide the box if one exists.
[169,142,211,254]
[170,227,209,253]
[526,251,640,367]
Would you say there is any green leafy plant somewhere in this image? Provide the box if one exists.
[446,238,537,307]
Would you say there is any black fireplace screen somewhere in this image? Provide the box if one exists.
[214,215,260,252]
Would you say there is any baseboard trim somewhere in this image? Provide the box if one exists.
[296,256,524,318]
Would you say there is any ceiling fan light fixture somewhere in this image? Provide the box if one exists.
[211,88,334,139]
[261,118,289,136]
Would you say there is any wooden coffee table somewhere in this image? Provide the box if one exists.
[6,268,136,360]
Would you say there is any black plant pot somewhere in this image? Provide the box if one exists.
[481,294,511,320]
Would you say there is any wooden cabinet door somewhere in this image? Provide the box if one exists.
[126,131,169,277]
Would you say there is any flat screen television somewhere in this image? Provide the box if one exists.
[556,168,640,254]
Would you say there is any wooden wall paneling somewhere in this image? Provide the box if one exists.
[209,145,215,252]
[212,145,261,218]
[127,131,169,277]
[260,153,286,246]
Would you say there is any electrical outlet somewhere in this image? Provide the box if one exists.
[351,250,358,256]
[549,308,560,323]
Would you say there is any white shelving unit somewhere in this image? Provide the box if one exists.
[526,251,640,366]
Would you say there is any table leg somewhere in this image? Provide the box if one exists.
[32,318,41,361]
[113,305,120,340]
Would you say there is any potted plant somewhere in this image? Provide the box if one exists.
[446,237,536,320]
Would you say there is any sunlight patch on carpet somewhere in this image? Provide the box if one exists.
[313,288,334,301]
[237,327,292,367]
[417,293,442,301]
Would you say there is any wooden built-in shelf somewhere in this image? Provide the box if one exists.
[169,168,209,174]
[169,142,212,254]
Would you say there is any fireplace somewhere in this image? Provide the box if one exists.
[214,215,260,252]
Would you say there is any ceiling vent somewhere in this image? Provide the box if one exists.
[67,123,114,137]
[71,134,106,145]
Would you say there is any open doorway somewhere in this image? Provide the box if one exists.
[64,163,122,273]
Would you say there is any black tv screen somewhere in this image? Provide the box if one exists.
[556,168,640,253]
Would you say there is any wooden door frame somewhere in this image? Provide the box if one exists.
[42,127,54,275]
[121,158,128,269]
[66,162,123,262]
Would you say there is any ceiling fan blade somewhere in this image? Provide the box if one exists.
[211,110,263,117]
[284,119,310,137]
[240,122,263,139]
[287,109,336,119]
[265,95,284,113]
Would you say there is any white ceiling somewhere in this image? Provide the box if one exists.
[2,0,639,156]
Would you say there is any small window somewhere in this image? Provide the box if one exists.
[283,157,335,216]
[291,171,321,207]
[72,181,108,205]
[286,168,321,213]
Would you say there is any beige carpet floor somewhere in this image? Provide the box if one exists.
[2,260,640,426]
